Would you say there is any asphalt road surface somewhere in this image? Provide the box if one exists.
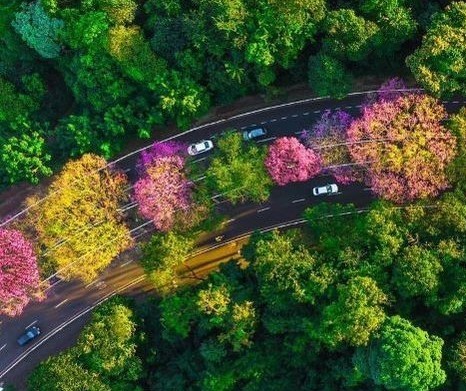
[1,91,464,390]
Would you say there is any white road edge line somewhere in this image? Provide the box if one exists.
[292,198,305,203]
[54,299,69,309]
[25,320,38,330]
[256,136,277,143]
[0,344,6,352]
[120,259,134,268]
[257,207,271,213]
[192,157,207,163]
[226,218,236,223]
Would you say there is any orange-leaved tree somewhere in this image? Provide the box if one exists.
[25,154,132,282]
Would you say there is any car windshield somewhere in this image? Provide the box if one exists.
[327,185,332,192]
[204,142,209,148]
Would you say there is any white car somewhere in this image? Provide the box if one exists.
[187,140,214,156]
[312,184,338,196]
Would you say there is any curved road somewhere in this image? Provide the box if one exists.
[1,92,464,390]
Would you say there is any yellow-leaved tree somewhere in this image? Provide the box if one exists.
[25,154,132,282]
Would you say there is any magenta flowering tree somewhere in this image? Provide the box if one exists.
[348,94,456,203]
[377,77,408,102]
[265,137,322,186]
[134,155,193,231]
[302,110,361,184]
[0,228,42,317]
[137,141,187,174]
[363,78,409,108]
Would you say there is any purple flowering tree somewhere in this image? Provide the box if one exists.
[0,228,43,317]
[302,110,362,184]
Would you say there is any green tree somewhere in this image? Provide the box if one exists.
[12,0,64,58]
[27,353,111,391]
[392,244,442,299]
[359,0,417,56]
[0,77,39,123]
[141,231,195,294]
[0,121,52,185]
[406,2,466,97]
[319,276,387,348]
[322,9,379,62]
[308,53,353,98]
[75,297,143,385]
[205,131,272,204]
[447,107,466,193]
[250,230,329,306]
[355,315,446,391]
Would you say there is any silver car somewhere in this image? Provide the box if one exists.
[187,140,214,156]
[312,184,338,196]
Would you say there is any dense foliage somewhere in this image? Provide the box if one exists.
[24,154,132,281]
[27,297,143,391]
[348,93,457,203]
[205,131,271,204]
[0,0,463,185]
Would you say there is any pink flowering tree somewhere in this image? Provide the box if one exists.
[0,229,42,317]
[302,110,361,184]
[348,94,457,203]
[134,154,193,231]
[265,137,322,186]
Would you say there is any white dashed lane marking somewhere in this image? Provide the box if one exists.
[257,207,271,213]
[54,299,69,309]
[292,198,306,203]
[25,320,38,329]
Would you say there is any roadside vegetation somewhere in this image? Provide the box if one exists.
[0,0,466,389]
[0,0,465,186]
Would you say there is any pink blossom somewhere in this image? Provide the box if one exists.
[348,94,456,203]
[134,155,193,231]
[265,137,322,186]
[0,229,42,317]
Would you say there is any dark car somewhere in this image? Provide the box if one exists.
[17,326,41,346]
[243,127,267,140]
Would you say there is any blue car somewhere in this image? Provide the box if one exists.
[17,326,41,346]
[243,127,267,140]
